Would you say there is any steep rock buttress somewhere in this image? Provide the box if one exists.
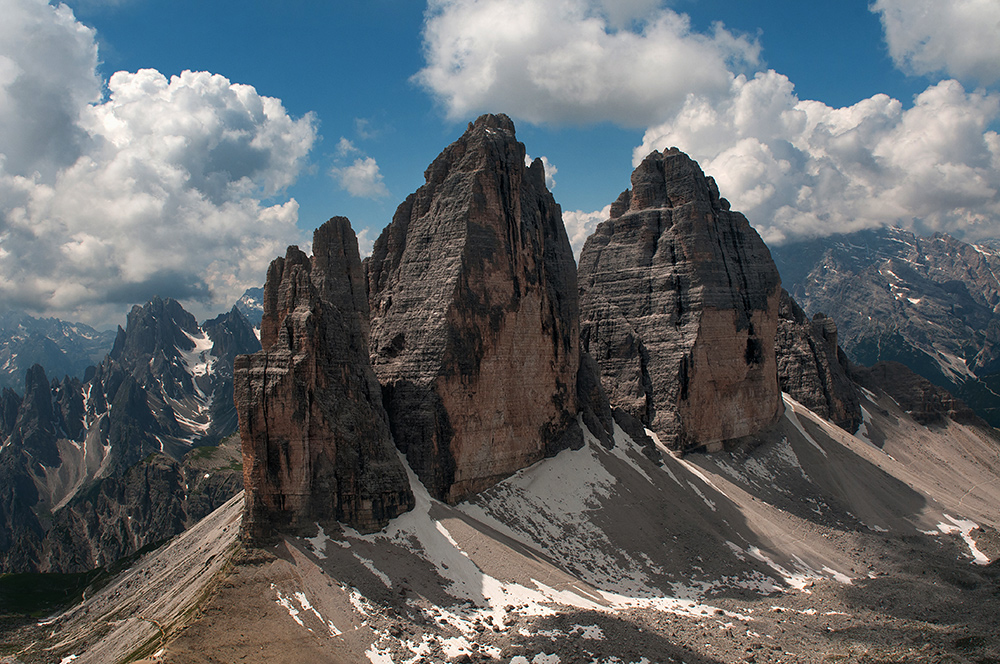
[235,217,414,542]
[365,114,589,503]
[578,149,784,452]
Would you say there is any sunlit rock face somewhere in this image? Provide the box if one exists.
[236,217,413,543]
[578,148,784,452]
[365,114,584,503]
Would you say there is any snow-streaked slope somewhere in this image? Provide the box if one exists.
[31,391,1000,664]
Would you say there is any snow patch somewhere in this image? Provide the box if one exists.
[354,554,392,588]
[782,395,827,458]
[937,515,991,565]
[307,524,331,559]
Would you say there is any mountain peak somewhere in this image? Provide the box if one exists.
[367,113,592,503]
[468,112,516,135]
[579,147,782,451]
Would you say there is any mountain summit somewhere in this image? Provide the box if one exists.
[578,148,784,452]
[236,217,414,541]
[365,113,595,503]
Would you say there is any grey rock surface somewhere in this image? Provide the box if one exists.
[775,290,862,433]
[578,148,783,452]
[365,114,584,503]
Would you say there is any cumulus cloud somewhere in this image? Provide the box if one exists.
[872,0,1000,85]
[336,136,361,157]
[0,0,101,179]
[563,204,612,260]
[331,156,390,199]
[636,72,1000,244]
[0,0,316,327]
[414,0,759,126]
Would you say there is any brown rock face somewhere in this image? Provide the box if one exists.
[235,217,414,543]
[365,114,583,503]
[775,290,862,433]
[578,149,783,452]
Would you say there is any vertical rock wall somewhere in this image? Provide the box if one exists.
[775,290,862,433]
[365,114,583,503]
[236,217,413,542]
[578,149,783,452]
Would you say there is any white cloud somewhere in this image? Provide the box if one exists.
[414,0,759,127]
[356,227,374,258]
[0,0,101,179]
[0,0,316,328]
[636,73,1000,245]
[525,153,557,190]
[563,204,612,261]
[336,136,361,157]
[331,156,390,199]
[872,0,1000,85]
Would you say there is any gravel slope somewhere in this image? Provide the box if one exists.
[12,389,1000,664]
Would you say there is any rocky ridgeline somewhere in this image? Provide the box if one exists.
[236,218,414,541]
[578,149,784,452]
[0,298,257,572]
[365,113,605,503]
[776,290,862,433]
[772,227,1000,427]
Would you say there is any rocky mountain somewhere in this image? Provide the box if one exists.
[34,367,1000,664]
[0,310,116,393]
[10,116,1000,664]
[235,286,265,330]
[0,296,259,572]
[578,148,784,452]
[365,114,607,504]
[772,226,1000,427]
[775,289,863,433]
[236,217,413,542]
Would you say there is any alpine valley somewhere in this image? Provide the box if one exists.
[1,116,999,664]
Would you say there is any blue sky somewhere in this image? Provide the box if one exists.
[2,0,999,328]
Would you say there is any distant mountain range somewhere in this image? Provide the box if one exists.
[0,296,260,572]
[234,286,264,330]
[772,226,1000,427]
[0,312,117,393]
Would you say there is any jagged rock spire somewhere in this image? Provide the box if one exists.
[236,217,414,542]
[365,113,589,503]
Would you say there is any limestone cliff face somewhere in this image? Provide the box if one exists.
[775,290,862,433]
[236,217,413,542]
[578,149,783,452]
[365,114,583,503]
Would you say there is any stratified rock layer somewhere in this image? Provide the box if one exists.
[236,217,413,542]
[578,149,783,452]
[366,114,582,503]
[775,290,862,433]
[851,361,980,426]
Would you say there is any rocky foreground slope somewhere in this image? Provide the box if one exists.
[24,382,1000,664]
